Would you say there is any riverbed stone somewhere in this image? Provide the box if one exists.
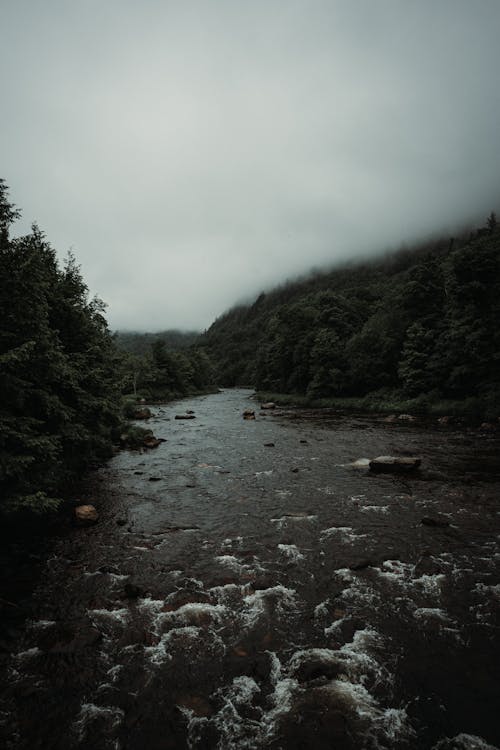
[369,456,421,473]
[74,504,99,525]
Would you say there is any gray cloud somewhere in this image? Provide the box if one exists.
[2,0,500,330]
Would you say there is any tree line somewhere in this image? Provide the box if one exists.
[202,214,500,419]
[0,181,215,517]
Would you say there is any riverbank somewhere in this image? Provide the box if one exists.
[255,389,500,425]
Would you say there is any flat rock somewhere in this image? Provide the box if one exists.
[369,456,421,473]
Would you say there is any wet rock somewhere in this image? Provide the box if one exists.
[480,422,496,431]
[186,410,195,415]
[148,476,162,482]
[264,442,275,447]
[176,694,213,717]
[292,656,343,683]
[438,415,452,425]
[291,467,299,473]
[261,402,276,410]
[134,470,144,475]
[300,439,308,443]
[383,414,398,423]
[116,518,127,526]
[369,455,421,473]
[74,504,99,525]
[124,582,144,599]
[133,407,152,420]
[243,409,255,420]
[398,413,416,422]
[143,435,161,448]
[421,515,450,528]
[349,558,374,571]
[175,414,196,420]
[98,565,120,574]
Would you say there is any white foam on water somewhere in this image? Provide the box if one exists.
[242,585,297,630]
[73,703,124,742]
[320,526,368,543]
[15,647,41,660]
[314,600,330,619]
[215,555,244,572]
[375,560,415,584]
[324,617,348,637]
[359,505,390,514]
[88,608,129,626]
[339,577,381,609]
[106,665,123,682]
[156,602,227,630]
[475,582,500,598]
[413,573,446,597]
[255,470,273,477]
[221,537,244,551]
[214,554,265,577]
[144,625,201,664]
[282,628,412,746]
[274,489,292,499]
[277,544,305,562]
[29,619,57,628]
[432,733,500,750]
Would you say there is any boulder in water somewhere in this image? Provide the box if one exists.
[74,504,99,525]
[243,409,255,420]
[261,402,276,410]
[175,414,196,420]
[133,407,152,420]
[421,515,450,528]
[369,456,421,473]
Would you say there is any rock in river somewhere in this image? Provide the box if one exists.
[369,455,421,473]
[74,504,99,525]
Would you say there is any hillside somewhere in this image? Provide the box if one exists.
[201,217,500,418]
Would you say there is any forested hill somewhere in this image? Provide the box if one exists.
[115,329,199,355]
[201,216,500,418]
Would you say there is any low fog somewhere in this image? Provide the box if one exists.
[1,0,499,331]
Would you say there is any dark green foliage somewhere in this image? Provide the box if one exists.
[0,183,121,516]
[117,338,216,402]
[115,329,200,355]
[203,217,500,418]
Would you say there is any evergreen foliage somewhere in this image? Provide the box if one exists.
[202,219,500,418]
[0,183,122,515]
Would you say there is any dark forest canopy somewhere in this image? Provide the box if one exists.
[201,215,500,419]
[0,181,214,517]
[0,179,123,515]
[115,329,200,356]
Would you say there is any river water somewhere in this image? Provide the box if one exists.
[1,388,499,750]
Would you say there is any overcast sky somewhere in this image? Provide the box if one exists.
[2,1,500,331]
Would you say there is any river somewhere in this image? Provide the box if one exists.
[1,388,499,749]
